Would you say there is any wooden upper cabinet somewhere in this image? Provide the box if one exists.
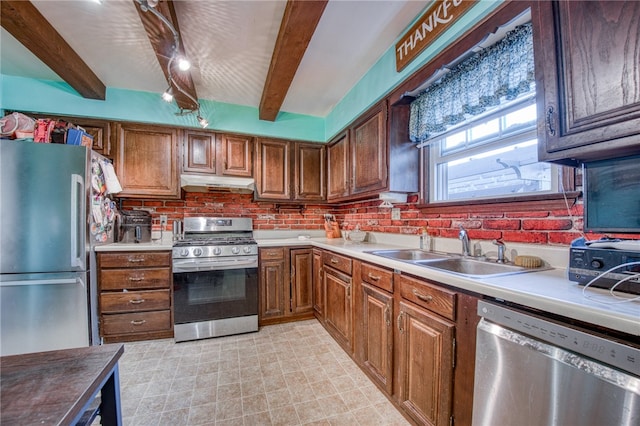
[82,120,111,158]
[295,142,325,201]
[114,123,180,199]
[533,0,640,164]
[183,130,216,174]
[255,138,290,200]
[255,138,326,202]
[220,134,253,177]
[182,132,253,177]
[350,102,387,195]
[326,101,411,202]
[327,133,349,200]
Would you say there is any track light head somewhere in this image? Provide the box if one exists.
[197,115,209,129]
[177,57,191,71]
[161,88,174,103]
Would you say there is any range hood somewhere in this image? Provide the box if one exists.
[180,174,255,193]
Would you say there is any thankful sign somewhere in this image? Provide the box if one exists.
[395,0,477,72]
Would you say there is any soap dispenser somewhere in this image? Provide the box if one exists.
[420,227,432,251]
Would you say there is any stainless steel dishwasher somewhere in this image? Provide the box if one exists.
[472,300,640,426]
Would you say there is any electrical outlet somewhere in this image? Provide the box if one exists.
[160,215,168,226]
[391,208,401,220]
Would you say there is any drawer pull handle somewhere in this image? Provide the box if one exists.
[330,258,339,264]
[367,273,381,281]
[129,299,145,304]
[384,305,391,327]
[397,311,404,333]
[128,276,144,282]
[130,319,146,326]
[412,289,433,302]
[127,258,145,263]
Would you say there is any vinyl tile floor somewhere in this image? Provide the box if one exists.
[113,319,410,425]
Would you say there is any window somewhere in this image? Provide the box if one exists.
[408,18,560,204]
[428,98,557,202]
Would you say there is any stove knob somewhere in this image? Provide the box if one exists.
[213,247,222,255]
[179,248,189,257]
[232,247,240,254]
[193,248,203,257]
[243,246,252,254]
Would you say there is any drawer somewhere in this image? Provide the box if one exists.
[323,251,352,275]
[101,310,172,335]
[100,289,170,313]
[398,274,456,321]
[259,247,285,260]
[99,268,171,290]
[360,263,393,292]
[98,251,171,268]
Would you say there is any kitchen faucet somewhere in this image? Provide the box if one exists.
[493,238,506,263]
[459,225,470,256]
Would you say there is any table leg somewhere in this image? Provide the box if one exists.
[99,364,122,425]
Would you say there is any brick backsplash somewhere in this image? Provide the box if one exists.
[119,192,638,246]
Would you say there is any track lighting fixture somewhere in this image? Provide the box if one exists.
[135,0,209,128]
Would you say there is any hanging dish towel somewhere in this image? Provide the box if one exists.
[101,161,123,194]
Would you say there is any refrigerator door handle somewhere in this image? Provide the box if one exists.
[70,174,85,269]
[0,278,82,287]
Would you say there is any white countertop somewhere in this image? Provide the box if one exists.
[94,231,639,336]
[258,236,640,337]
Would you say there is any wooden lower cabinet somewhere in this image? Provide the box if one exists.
[360,282,394,394]
[307,250,480,426]
[312,248,324,320]
[396,299,454,426]
[258,246,314,325]
[323,266,352,350]
[97,251,173,343]
[291,248,314,314]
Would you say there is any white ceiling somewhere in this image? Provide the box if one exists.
[0,0,427,118]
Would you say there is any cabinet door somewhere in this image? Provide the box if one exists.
[323,266,352,351]
[295,142,325,201]
[361,283,393,394]
[327,133,349,200]
[220,134,253,177]
[183,130,216,174]
[259,257,287,321]
[396,300,454,426]
[83,121,111,158]
[313,249,324,320]
[534,1,640,163]
[115,123,180,198]
[350,103,387,195]
[290,248,313,314]
[255,138,291,200]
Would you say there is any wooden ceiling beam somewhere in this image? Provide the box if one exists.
[133,0,199,111]
[259,0,328,121]
[0,0,106,100]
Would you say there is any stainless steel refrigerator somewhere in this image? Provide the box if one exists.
[1,140,93,355]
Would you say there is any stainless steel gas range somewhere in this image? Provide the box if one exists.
[172,217,258,342]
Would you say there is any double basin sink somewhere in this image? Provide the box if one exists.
[366,249,548,278]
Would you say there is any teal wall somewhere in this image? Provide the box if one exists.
[0,75,325,142]
[0,1,502,143]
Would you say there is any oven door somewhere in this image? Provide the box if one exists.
[173,256,258,326]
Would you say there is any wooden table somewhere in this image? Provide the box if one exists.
[1,344,124,425]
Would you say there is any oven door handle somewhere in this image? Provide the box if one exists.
[173,257,258,272]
